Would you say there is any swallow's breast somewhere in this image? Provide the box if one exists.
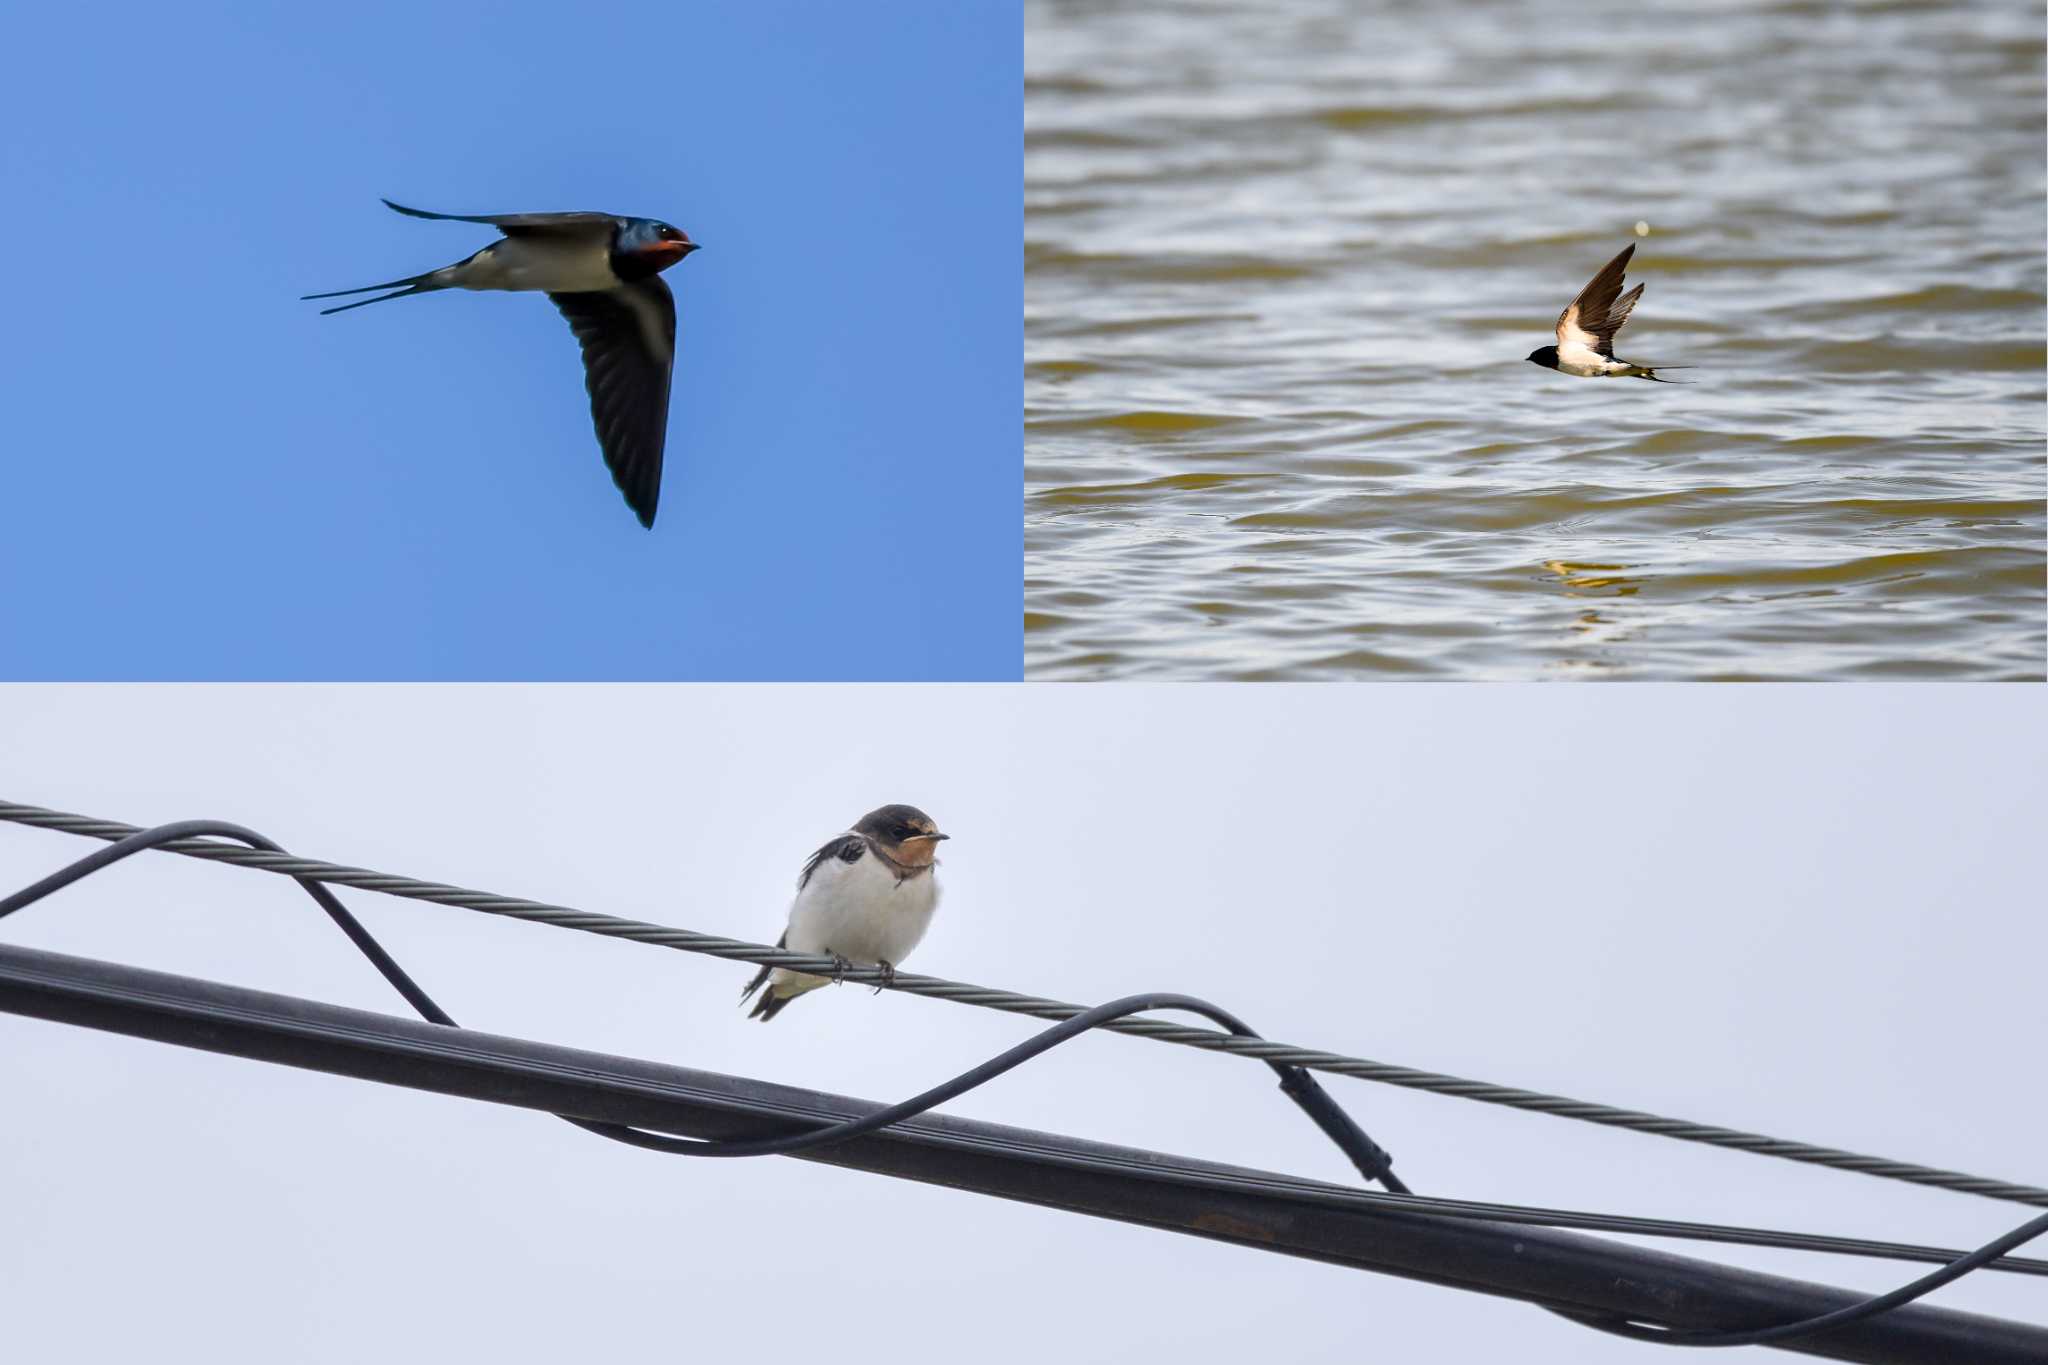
[786,855,937,963]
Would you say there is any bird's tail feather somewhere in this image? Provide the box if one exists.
[301,271,444,315]
[1637,366,1695,385]
[739,961,773,1007]
[739,932,788,1020]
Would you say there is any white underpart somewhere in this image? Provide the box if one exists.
[444,236,618,293]
[766,847,940,1001]
[1554,310,1613,371]
[1554,342,1635,377]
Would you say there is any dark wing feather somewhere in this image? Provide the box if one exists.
[798,834,866,891]
[548,278,676,528]
[382,199,617,239]
[1555,244,1641,357]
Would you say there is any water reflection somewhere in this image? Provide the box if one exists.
[1543,559,1645,658]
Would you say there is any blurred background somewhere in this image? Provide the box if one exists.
[0,2,1018,680]
[1027,0,2045,679]
[2,683,2043,1360]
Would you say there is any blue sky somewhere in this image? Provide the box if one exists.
[0,2,1019,679]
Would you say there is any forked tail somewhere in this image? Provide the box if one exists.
[739,933,791,1021]
[300,271,444,316]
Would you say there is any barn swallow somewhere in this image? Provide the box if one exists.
[740,805,949,1023]
[1525,244,1690,383]
[303,199,700,527]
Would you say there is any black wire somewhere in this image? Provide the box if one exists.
[5,818,2041,1350]
[572,993,1368,1159]
[0,820,454,1025]
[1553,1208,2048,1348]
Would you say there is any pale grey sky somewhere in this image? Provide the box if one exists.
[1,685,2042,1360]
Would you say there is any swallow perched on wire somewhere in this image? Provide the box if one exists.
[303,199,700,527]
[740,805,948,1023]
[1525,243,1690,383]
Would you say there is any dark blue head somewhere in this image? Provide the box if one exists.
[855,804,946,842]
[853,804,948,867]
[611,218,699,280]
[1526,345,1559,370]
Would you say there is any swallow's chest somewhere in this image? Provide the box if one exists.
[1555,352,1627,378]
[464,236,618,293]
[794,859,938,959]
[836,859,936,922]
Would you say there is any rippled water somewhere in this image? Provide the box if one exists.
[1026,0,2046,680]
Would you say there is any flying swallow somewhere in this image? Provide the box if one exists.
[1525,244,1689,383]
[740,805,949,1023]
[303,199,700,527]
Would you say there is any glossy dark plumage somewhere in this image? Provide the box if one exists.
[797,833,867,891]
[379,200,618,235]
[550,281,676,528]
[1556,243,1643,359]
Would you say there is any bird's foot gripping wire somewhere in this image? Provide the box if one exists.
[871,959,897,995]
[828,953,855,984]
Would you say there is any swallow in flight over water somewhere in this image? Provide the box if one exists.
[304,199,700,527]
[740,805,949,1022]
[1525,244,1689,383]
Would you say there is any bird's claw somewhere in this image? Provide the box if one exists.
[871,959,897,995]
[828,953,855,983]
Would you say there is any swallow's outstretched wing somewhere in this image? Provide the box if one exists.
[382,199,618,239]
[548,278,676,528]
[1555,243,1644,362]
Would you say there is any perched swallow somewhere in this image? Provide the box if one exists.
[303,199,700,527]
[740,805,949,1023]
[1526,244,1689,383]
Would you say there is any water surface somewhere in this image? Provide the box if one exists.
[1026,0,2046,679]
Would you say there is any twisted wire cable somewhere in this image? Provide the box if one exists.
[4,798,2042,1210]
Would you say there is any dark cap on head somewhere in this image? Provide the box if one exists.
[853,804,946,843]
[610,219,699,282]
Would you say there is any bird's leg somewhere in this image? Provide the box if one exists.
[870,959,897,995]
[828,952,854,984]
